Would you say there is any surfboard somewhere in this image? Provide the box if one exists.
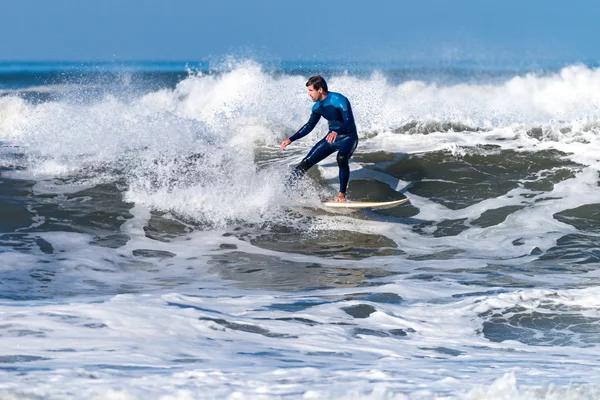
[322,198,409,210]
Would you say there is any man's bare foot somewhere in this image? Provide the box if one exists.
[334,192,347,202]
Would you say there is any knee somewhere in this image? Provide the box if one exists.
[296,158,312,173]
[337,152,350,168]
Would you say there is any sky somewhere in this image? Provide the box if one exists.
[1,0,598,64]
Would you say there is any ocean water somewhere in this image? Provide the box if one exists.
[2,60,600,399]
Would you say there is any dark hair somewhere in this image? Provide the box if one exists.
[306,75,328,92]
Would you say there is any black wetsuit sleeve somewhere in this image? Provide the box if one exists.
[289,112,321,142]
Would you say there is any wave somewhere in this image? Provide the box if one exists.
[3,61,600,133]
[2,61,600,225]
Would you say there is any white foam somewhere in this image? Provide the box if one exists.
[2,62,600,398]
[1,283,600,399]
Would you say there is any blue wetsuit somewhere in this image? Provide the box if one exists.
[289,92,359,193]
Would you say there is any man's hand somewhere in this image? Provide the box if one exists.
[326,131,338,143]
[280,139,292,150]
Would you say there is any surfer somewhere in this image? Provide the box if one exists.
[281,75,359,202]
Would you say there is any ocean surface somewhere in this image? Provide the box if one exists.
[2,60,600,399]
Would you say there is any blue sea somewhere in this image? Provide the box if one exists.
[2,60,600,399]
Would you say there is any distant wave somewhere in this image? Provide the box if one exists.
[0,84,82,95]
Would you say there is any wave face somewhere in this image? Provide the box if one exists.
[2,61,600,399]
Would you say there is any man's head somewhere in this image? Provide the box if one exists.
[306,75,328,102]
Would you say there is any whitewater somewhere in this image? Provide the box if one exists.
[1,60,600,399]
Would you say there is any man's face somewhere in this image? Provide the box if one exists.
[307,85,323,102]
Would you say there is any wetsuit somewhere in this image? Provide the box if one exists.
[289,92,359,193]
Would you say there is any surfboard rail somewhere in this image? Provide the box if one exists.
[322,198,409,210]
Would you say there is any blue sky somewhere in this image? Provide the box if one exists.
[1,0,597,64]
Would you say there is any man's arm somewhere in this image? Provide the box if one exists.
[325,96,354,143]
[334,97,354,135]
[290,112,321,142]
[281,112,321,150]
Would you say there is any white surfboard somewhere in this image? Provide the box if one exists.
[322,198,409,210]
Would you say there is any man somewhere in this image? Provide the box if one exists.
[280,75,359,202]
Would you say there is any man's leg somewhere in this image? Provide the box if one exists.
[337,151,352,194]
[334,134,359,199]
[288,138,335,187]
